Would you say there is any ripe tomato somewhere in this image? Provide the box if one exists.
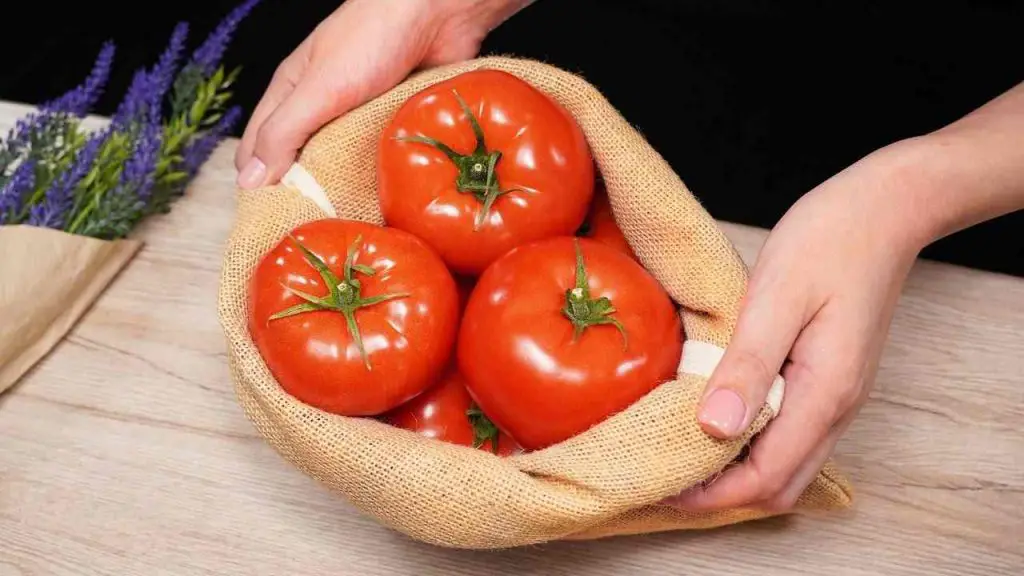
[383,366,521,456]
[378,69,595,276]
[579,181,638,261]
[457,236,683,450]
[248,218,460,416]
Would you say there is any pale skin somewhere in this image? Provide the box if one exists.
[236,0,1024,514]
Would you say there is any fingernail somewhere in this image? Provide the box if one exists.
[699,389,747,437]
[237,157,267,189]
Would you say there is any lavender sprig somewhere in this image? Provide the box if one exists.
[76,119,162,238]
[1,0,258,239]
[112,23,189,128]
[189,0,259,76]
[41,42,116,118]
[1,43,115,181]
[0,159,37,224]
[27,130,108,229]
[181,105,242,178]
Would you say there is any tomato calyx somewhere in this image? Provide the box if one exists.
[268,234,410,370]
[562,239,628,349]
[395,89,519,231]
[466,403,501,454]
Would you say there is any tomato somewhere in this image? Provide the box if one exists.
[248,218,460,416]
[378,69,596,276]
[457,236,683,450]
[579,181,638,261]
[383,365,521,456]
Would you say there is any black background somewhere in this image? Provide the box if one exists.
[3,0,1022,276]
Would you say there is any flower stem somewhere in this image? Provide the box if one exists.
[562,239,628,349]
[268,234,410,370]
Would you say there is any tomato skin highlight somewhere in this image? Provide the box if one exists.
[383,366,521,456]
[581,182,638,262]
[457,236,683,451]
[248,218,460,417]
[378,69,595,276]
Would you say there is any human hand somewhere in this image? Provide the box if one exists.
[234,0,533,189]
[666,139,936,513]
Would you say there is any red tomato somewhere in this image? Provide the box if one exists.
[580,181,638,261]
[383,366,521,456]
[378,69,595,276]
[248,218,460,416]
[457,236,683,450]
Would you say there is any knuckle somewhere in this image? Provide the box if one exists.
[752,460,788,499]
[254,121,283,158]
[759,472,788,499]
[835,378,865,411]
[727,348,776,394]
[271,60,301,87]
[765,492,799,514]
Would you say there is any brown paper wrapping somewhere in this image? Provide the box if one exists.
[0,225,141,394]
[218,56,853,549]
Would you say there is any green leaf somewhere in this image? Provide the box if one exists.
[188,98,207,127]
[214,91,233,105]
[210,67,225,91]
[164,129,188,154]
[222,66,241,90]
[160,171,188,184]
[202,113,223,127]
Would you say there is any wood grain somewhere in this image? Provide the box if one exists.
[1,101,1021,576]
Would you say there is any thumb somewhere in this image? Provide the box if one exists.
[238,71,360,190]
[697,275,808,439]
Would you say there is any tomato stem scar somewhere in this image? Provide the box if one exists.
[393,88,520,231]
[561,239,628,349]
[466,403,501,454]
[268,233,410,370]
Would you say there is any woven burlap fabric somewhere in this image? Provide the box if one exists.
[217,56,853,549]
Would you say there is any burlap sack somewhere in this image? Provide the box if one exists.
[217,56,853,549]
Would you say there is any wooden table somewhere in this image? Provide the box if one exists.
[1,101,1022,576]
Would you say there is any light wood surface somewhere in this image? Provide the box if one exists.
[1,101,1022,576]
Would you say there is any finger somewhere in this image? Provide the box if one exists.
[242,58,375,190]
[672,347,858,512]
[761,411,854,513]
[235,60,301,172]
[235,38,312,187]
[697,262,812,439]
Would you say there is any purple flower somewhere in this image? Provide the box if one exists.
[2,41,114,171]
[112,23,189,127]
[28,130,107,229]
[147,23,189,121]
[121,120,162,202]
[111,70,152,127]
[181,106,241,178]
[0,158,37,224]
[189,0,260,75]
[41,42,116,117]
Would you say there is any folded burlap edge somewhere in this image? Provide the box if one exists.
[217,55,853,549]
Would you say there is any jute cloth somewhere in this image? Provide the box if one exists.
[217,56,853,549]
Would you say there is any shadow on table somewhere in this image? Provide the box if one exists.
[392,515,797,575]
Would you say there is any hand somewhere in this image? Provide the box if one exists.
[666,139,934,513]
[234,0,532,189]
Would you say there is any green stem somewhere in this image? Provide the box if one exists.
[562,239,628,349]
[467,404,501,454]
[394,88,512,231]
[268,234,409,370]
